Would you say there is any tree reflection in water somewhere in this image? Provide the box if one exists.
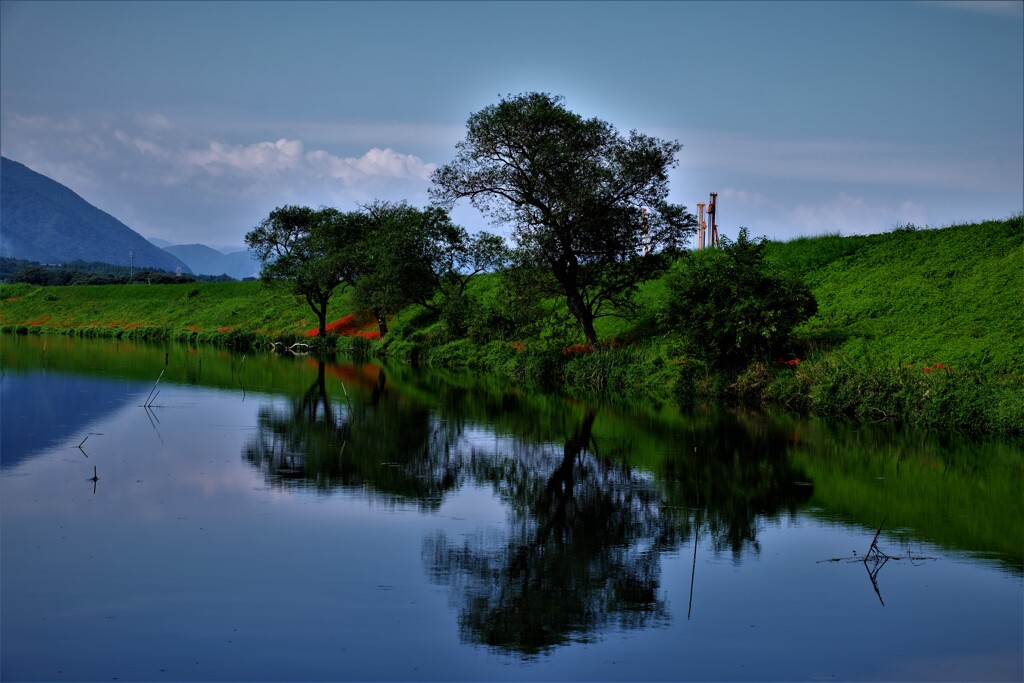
[242,359,462,507]
[660,410,815,559]
[242,362,816,655]
[424,409,676,655]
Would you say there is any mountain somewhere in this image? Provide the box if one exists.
[0,156,191,273]
[162,243,260,280]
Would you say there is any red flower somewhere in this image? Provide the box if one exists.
[305,312,379,338]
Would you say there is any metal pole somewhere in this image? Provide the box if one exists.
[709,193,718,247]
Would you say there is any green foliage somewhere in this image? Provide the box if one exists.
[246,201,505,340]
[432,92,695,348]
[246,205,367,338]
[664,228,817,369]
[0,257,215,286]
[773,216,1023,370]
[3,217,1022,436]
[0,280,354,344]
[426,338,477,367]
[354,201,505,327]
[464,274,546,345]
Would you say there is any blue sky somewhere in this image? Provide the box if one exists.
[2,0,1021,248]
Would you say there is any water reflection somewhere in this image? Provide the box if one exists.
[237,365,827,655]
[243,360,461,506]
[2,335,1021,679]
[425,408,675,655]
[659,410,815,559]
[0,371,148,470]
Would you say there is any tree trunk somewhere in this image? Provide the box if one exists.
[373,308,389,337]
[564,288,599,350]
[540,409,597,542]
[306,292,329,339]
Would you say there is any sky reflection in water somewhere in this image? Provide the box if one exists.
[1,341,1021,682]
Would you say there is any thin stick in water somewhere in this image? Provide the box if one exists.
[866,516,886,558]
[144,370,164,407]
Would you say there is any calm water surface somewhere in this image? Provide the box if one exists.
[1,336,1021,682]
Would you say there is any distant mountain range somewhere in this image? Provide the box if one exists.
[160,243,260,280]
[0,156,260,279]
[0,156,191,274]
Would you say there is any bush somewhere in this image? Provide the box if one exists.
[664,228,817,369]
[427,339,478,367]
[466,286,545,345]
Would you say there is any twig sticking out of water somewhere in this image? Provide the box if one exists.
[817,517,936,607]
[865,517,888,560]
[688,499,700,621]
[235,355,247,400]
[77,432,102,456]
[144,370,164,407]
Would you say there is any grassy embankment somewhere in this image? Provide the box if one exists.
[2,217,1022,435]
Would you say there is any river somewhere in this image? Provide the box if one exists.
[1,335,1021,682]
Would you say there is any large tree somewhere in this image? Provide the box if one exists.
[245,205,366,339]
[431,92,695,349]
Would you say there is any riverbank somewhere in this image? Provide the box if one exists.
[2,218,1022,436]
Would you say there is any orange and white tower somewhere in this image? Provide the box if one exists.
[696,203,707,249]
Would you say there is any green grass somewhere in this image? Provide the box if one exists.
[765,218,1023,371]
[0,280,362,345]
[3,216,1022,435]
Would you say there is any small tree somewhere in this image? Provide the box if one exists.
[665,228,817,368]
[245,206,366,339]
[432,92,695,349]
[356,200,508,336]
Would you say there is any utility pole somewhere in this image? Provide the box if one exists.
[129,249,134,280]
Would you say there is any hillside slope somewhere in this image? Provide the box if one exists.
[0,156,191,273]
[765,218,1023,372]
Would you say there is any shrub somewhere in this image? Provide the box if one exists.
[664,228,817,369]
[427,339,477,367]
[466,287,545,344]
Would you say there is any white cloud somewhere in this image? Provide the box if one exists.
[3,111,1018,246]
[114,129,173,160]
[675,129,1023,194]
[0,111,441,244]
[137,112,173,130]
[184,138,305,176]
[788,192,928,234]
[719,187,766,208]
[306,147,436,184]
